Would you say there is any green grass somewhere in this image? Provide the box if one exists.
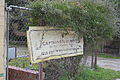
[77,67,120,80]
[9,57,39,71]
[9,57,120,80]
[98,54,120,59]
[9,57,48,71]
[59,67,120,80]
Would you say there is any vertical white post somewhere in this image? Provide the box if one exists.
[0,0,5,80]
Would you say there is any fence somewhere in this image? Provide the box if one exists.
[8,66,39,80]
[8,9,29,57]
[7,7,84,80]
[7,5,37,80]
[8,0,118,80]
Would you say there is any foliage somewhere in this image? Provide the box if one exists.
[9,57,120,80]
[42,56,83,80]
[28,0,116,79]
[5,0,34,6]
[98,53,120,59]
[100,0,120,38]
[77,66,120,80]
[9,57,39,71]
[28,0,116,44]
[60,67,120,80]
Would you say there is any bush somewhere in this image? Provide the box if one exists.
[60,67,120,80]
[9,57,39,70]
[27,0,116,79]
[28,0,115,43]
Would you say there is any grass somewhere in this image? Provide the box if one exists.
[60,67,120,80]
[9,57,120,80]
[9,57,48,71]
[77,67,120,80]
[9,57,39,71]
[98,53,120,59]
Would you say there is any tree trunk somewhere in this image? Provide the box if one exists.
[94,50,98,69]
[91,52,94,69]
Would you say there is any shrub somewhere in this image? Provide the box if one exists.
[27,0,116,79]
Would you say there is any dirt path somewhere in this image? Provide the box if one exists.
[86,56,120,71]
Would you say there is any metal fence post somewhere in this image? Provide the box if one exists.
[39,63,43,80]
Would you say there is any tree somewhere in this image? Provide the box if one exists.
[28,0,116,79]
[100,0,120,56]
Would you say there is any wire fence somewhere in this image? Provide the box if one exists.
[7,0,120,80]
[7,6,84,80]
[8,7,29,56]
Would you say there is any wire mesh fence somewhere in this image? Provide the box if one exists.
[8,8,29,56]
[7,0,119,80]
[7,6,84,80]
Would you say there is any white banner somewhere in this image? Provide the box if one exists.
[27,27,83,63]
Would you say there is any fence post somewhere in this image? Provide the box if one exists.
[39,63,43,80]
